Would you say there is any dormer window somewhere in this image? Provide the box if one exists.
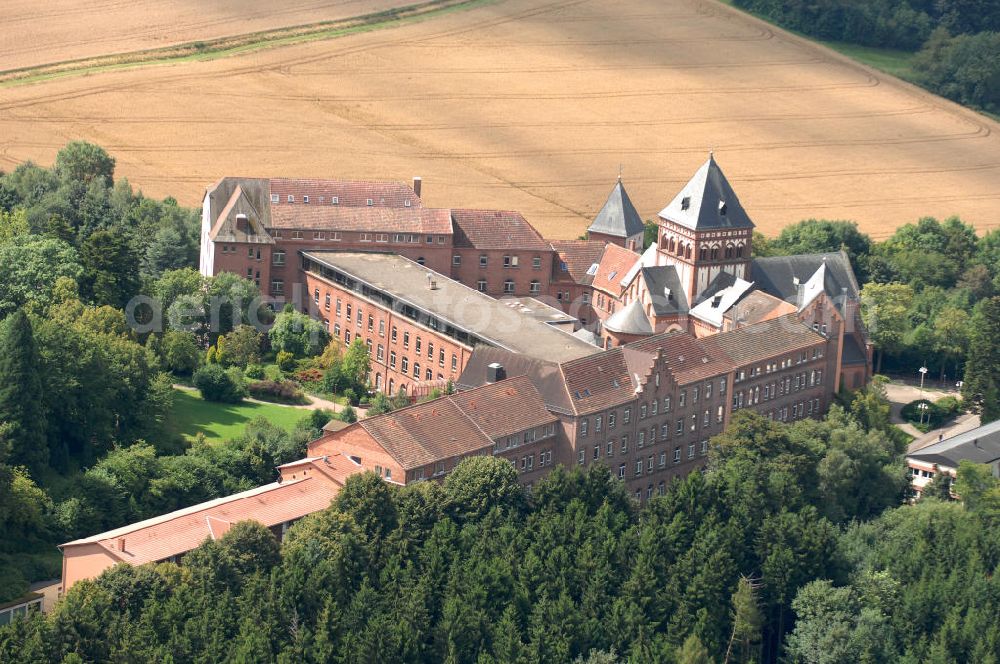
[366,198,373,206]
[681,196,691,211]
[287,195,294,203]
[718,200,727,215]
[270,194,279,203]
[303,195,309,204]
[332,196,339,205]
[404,200,412,207]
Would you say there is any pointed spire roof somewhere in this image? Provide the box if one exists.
[588,180,645,239]
[658,154,754,231]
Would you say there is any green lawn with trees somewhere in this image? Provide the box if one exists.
[169,389,309,444]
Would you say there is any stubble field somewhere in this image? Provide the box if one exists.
[2,0,999,240]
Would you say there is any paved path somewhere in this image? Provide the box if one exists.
[173,384,366,418]
[881,382,978,453]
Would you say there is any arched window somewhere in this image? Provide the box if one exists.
[388,378,395,394]
[375,373,382,390]
[684,244,692,259]
[699,246,707,261]
[725,244,734,259]
[735,244,744,258]
[668,237,676,253]
[710,245,719,260]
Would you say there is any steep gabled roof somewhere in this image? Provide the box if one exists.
[658,154,754,231]
[451,209,550,251]
[561,348,637,415]
[592,243,641,295]
[588,180,645,239]
[751,251,860,304]
[550,240,607,286]
[641,265,688,316]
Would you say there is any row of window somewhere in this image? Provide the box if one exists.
[578,380,727,437]
[766,398,822,422]
[578,439,709,472]
[733,370,823,409]
[734,348,824,383]
[474,278,541,294]
[273,193,413,208]
[493,424,558,453]
[271,229,447,245]
[452,254,543,269]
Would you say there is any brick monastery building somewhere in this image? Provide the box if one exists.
[60,157,873,591]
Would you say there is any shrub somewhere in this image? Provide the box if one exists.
[901,398,951,431]
[339,404,357,423]
[343,388,357,406]
[276,350,295,372]
[294,368,324,384]
[193,364,245,403]
[244,364,266,380]
[247,380,306,404]
[935,395,963,416]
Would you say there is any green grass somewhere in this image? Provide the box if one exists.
[817,41,918,80]
[169,388,306,444]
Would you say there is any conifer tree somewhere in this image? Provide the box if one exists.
[0,310,47,469]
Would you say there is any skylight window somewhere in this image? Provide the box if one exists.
[586,263,599,276]
[609,270,617,280]
[270,194,279,203]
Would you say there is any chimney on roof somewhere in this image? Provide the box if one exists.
[117,537,126,552]
[412,176,422,198]
[486,362,506,384]
[426,273,438,290]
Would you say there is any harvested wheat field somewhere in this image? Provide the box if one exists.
[0,0,415,70]
[2,0,999,240]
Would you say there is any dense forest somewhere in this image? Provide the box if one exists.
[3,403,1000,662]
[1,143,999,660]
[731,0,1000,112]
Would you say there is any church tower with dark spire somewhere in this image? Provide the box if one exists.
[655,154,754,304]
[587,177,646,251]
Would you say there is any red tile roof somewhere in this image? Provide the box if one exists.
[61,465,347,565]
[626,331,733,384]
[447,376,557,440]
[592,243,640,295]
[451,209,551,251]
[269,178,421,208]
[270,205,453,234]
[560,348,637,415]
[550,240,607,285]
[701,315,825,367]
[334,376,557,470]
